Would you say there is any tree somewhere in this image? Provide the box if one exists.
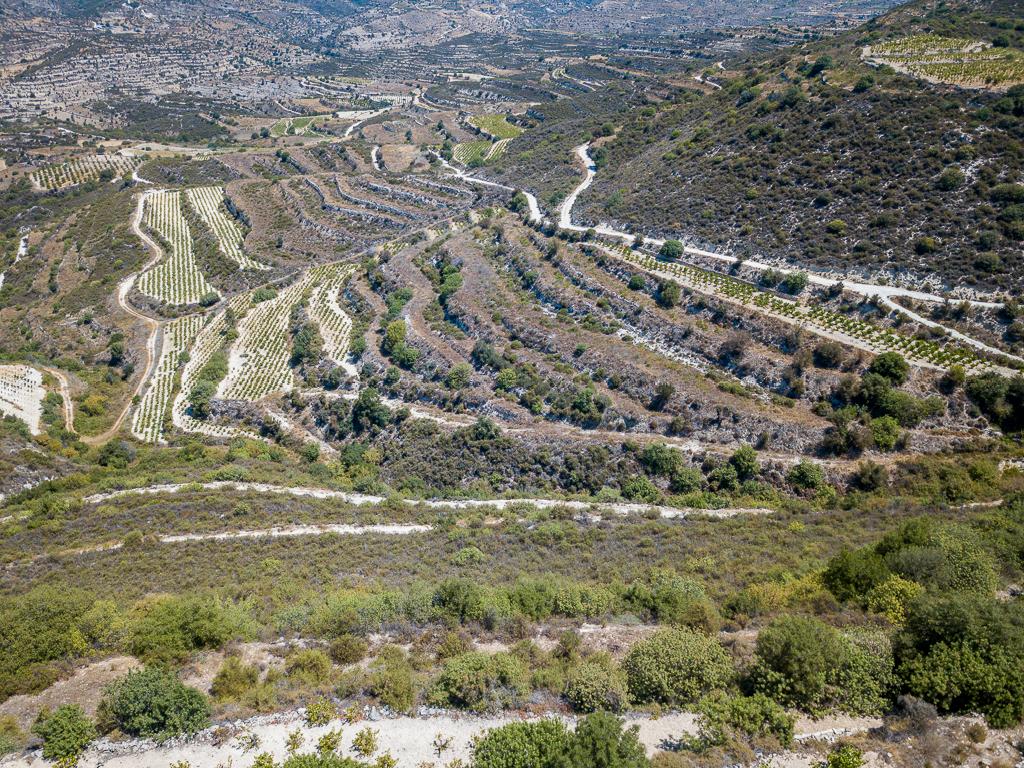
[446,363,472,390]
[656,281,680,308]
[32,705,96,761]
[570,712,647,768]
[787,461,824,492]
[869,416,901,452]
[750,616,846,713]
[623,628,732,706]
[659,240,683,260]
[868,352,909,386]
[98,666,211,740]
[729,444,760,480]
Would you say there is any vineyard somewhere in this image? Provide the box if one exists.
[171,295,255,439]
[602,243,991,373]
[865,35,1024,88]
[307,263,356,363]
[468,114,523,140]
[452,140,491,166]
[137,190,219,305]
[217,263,356,401]
[485,138,513,160]
[30,154,140,190]
[270,114,329,137]
[185,186,269,271]
[130,314,204,444]
[0,365,45,435]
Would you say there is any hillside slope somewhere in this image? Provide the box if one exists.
[574,0,1024,293]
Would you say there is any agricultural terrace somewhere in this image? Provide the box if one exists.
[270,114,329,137]
[137,190,219,305]
[307,263,356,364]
[171,295,255,440]
[0,365,45,435]
[131,314,205,444]
[185,186,269,271]
[468,114,523,140]
[218,264,353,401]
[865,35,1024,88]
[603,243,992,373]
[452,140,492,166]
[30,154,140,190]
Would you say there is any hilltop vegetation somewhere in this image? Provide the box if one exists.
[576,0,1024,293]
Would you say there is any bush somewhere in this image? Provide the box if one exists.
[729,444,760,480]
[623,629,732,706]
[0,716,25,756]
[430,652,528,711]
[659,240,684,259]
[895,594,1024,727]
[129,595,252,663]
[32,705,96,761]
[865,576,923,625]
[822,548,890,603]
[98,666,210,740]
[751,618,893,716]
[564,655,630,713]
[787,461,825,492]
[570,712,648,768]
[329,634,368,666]
[695,692,795,748]
[210,656,259,701]
[868,352,909,386]
[286,649,332,686]
[473,719,573,768]
[367,647,416,712]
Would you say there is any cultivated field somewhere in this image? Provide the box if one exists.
[185,186,269,271]
[865,35,1024,88]
[218,263,353,401]
[137,190,219,305]
[0,365,45,435]
[307,263,357,364]
[130,314,205,444]
[30,154,140,190]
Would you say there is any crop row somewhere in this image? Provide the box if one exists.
[452,141,491,166]
[605,244,989,372]
[171,295,256,440]
[0,364,45,435]
[307,264,356,363]
[31,155,140,190]
[468,114,523,140]
[130,315,205,444]
[185,186,269,271]
[137,190,219,306]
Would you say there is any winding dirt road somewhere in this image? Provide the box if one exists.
[79,190,164,446]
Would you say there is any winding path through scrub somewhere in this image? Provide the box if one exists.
[81,481,773,519]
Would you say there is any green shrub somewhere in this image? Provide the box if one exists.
[818,745,864,768]
[564,655,630,713]
[32,705,96,761]
[787,461,825,492]
[429,652,528,711]
[210,656,259,701]
[0,716,25,756]
[329,635,368,666]
[570,712,648,768]
[98,666,210,740]
[624,570,720,631]
[822,548,890,603]
[750,617,893,716]
[895,594,1024,727]
[622,628,732,705]
[695,692,795,748]
[286,649,333,686]
[472,719,573,768]
[868,352,909,386]
[129,595,252,663]
[367,647,416,712]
